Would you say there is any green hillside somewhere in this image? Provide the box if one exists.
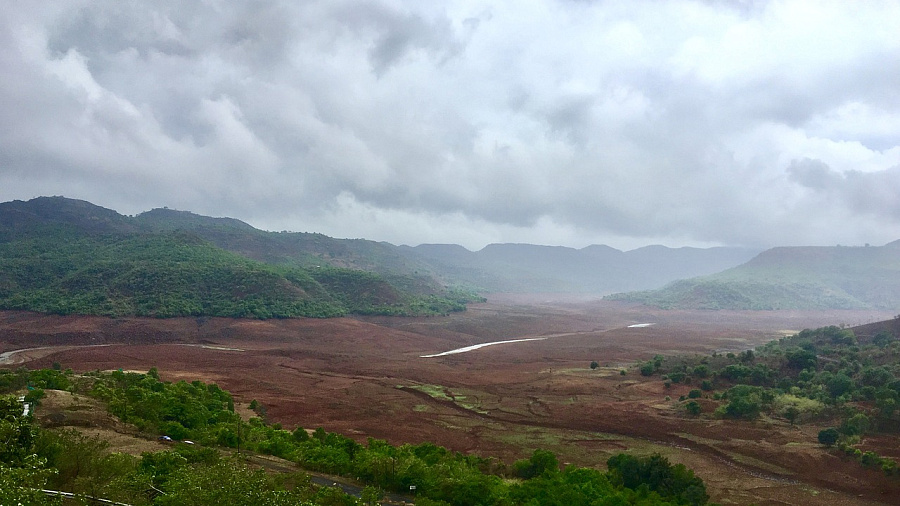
[609,244,900,310]
[0,198,475,319]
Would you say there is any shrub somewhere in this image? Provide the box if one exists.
[817,428,839,446]
[685,401,701,416]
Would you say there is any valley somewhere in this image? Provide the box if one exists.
[2,297,896,505]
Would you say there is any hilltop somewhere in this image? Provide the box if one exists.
[608,243,900,310]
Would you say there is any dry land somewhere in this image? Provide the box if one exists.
[1,296,897,505]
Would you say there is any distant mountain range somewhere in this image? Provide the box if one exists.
[400,242,761,294]
[4,196,894,315]
[609,242,900,310]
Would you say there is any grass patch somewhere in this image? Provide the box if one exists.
[403,383,453,401]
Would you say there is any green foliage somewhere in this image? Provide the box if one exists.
[685,401,701,416]
[841,413,871,436]
[0,227,474,319]
[818,428,840,446]
[641,323,900,477]
[512,449,559,479]
[607,244,900,310]
[607,453,709,505]
[1,371,717,505]
[718,385,770,419]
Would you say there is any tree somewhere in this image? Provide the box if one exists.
[590,361,599,370]
[783,406,800,426]
[361,485,384,506]
[826,373,854,398]
[873,330,895,348]
[818,428,839,446]
[685,400,701,416]
[513,449,559,479]
[607,453,708,505]
[842,413,870,436]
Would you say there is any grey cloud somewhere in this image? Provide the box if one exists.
[2,1,900,250]
[788,159,900,220]
[329,2,466,75]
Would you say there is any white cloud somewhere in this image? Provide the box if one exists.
[1,0,899,248]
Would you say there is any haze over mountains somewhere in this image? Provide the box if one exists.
[610,242,900,310]
[1,196,898,315]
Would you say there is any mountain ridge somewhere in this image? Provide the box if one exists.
[608,243,900,310]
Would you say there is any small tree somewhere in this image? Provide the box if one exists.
[685,401,701,416]
[590,361,599,370]
[361,486,384,506]
[818,428,839,446]
[783,406,800,426]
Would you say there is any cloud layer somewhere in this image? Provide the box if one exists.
[2,0,899,249]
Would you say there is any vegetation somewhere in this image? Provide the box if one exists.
[0,227,477,319]
[607,244,900,310]
[646,325,900,476]
[1,367,712,505]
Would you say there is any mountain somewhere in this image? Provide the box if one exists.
[401,242,761,294]
[0,197,764,311]
[608,244,900,310]
[0,198,475,318]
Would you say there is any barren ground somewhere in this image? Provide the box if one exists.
[1,296,897,505]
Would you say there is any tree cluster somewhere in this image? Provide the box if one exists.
[1,367,712,505]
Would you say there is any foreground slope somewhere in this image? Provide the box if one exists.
[609,242,900,309]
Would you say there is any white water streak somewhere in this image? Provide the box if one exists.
[421,337,548,358]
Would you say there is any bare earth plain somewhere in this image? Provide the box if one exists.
[1,295,898,505]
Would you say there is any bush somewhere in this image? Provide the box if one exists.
[685,401,701,415]
[841,413,870,436]
[606,453,708,505]
[688,389,702,399]
[818,428,839,446]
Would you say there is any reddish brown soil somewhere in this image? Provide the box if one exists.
[1,297,897,505]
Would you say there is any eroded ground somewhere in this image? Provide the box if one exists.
[1,297,897,505]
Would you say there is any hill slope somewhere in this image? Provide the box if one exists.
[0,197,473,318]
[0,196,764,302]
[609,243,900,310]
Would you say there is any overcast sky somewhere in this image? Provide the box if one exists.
[2,1,899,250]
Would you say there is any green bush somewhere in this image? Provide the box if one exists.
[818,428,839,446]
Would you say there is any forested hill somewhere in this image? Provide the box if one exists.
[608,243,900,310]
[0,197,476,318]
[1,196,764,297]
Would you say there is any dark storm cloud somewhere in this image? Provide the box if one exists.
[1,1,899,249]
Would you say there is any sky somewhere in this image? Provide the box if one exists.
[2,1,900,251]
